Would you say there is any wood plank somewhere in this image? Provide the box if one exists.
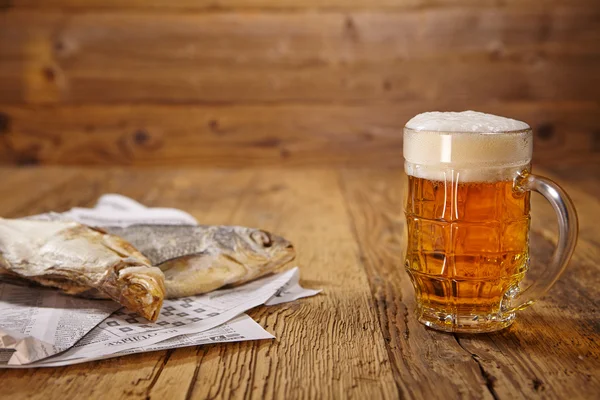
[543,164,600,199]
[339,168,599,399]
[0,168,255,400]
[0,167,80,216]
[145,169,399,399]
[0,11,63,104]
[4,9,598,61]
[1,9,599,104]
[6,0,599,10]
[0,168,264,400]
[0,168,181,400]
[0,167,399,399]
[527,167,600,300]
[1,102,599,167]
[339,168,495,399]
[456,167,600,399]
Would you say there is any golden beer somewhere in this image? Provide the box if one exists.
[403,111,536,332]
[405,175,530,329]
[404,111,578,333]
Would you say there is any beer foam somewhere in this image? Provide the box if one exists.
[405,111,530,133]
[404,111,532,182]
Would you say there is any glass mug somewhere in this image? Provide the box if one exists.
[403,112,578,333]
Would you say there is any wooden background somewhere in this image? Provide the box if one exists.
[1,0,599,167]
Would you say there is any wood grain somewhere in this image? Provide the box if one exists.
[454,170,600,400]
[1,9,599,104]
[543,164,600,198]
[1,102,599,167]
[167,169,398,399]
[0,168,175,400]
[1,6,599,167]
[339,168,493,399]
[339,167,599,400]
[0,166,597,398]
[528,168,600,301]
[6,0,600,10]
[0,167,399,399]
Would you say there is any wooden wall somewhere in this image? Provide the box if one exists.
[1,1,599,167]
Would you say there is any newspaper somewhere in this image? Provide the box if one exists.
[0,284,121,365]
[32,193,199,227]
[0,194,320,367]
[34,314,273,367]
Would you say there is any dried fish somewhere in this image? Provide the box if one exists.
[104,225,296,298]
[0,219,165,321]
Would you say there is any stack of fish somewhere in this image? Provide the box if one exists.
[0,219,296,321]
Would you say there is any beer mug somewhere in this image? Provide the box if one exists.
[403,111,578,333]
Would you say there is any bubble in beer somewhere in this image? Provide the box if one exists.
[403,111,533,182]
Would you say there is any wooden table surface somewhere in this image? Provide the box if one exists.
[0,166,598,400]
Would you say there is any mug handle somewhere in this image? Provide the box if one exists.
[510,173,578,311]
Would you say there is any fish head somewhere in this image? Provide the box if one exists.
[249,228,295,262]
[219,226,296,271]
[157,225,297,297]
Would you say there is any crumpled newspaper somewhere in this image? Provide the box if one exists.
[0,194,319,367]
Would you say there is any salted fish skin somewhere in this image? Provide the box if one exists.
[0,218,165,321]
[104,225,296,298]
[103,225,212,266]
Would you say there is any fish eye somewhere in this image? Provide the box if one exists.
[251,230,272,247]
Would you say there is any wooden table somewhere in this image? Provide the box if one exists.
[0,166,598,399]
